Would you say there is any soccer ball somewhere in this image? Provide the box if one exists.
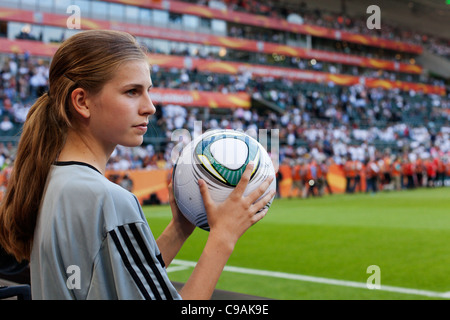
[172,129,276,231]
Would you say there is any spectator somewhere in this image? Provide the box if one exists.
[0,116,13,133]
[120,173,134,192]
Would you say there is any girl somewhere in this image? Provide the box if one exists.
[0,30,274,299]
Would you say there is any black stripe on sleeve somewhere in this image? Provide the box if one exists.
[118,225,162,300]
[156,253,165,269]
[109,229,152,300]
[129,223,174,300]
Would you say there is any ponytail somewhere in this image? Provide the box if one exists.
[0,92,67,261]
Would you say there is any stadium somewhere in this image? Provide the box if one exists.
[0,0,449,301]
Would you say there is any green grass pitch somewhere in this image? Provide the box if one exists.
[144,187,450,300]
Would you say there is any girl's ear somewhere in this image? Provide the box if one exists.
[70,88,91,119]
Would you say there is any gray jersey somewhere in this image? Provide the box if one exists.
[30,161,181,300]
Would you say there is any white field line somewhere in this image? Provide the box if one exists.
[167,265,191,273]
[170,259,450,299]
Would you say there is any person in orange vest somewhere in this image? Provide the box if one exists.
[365,157,379,193]
[445,156,450,187]
[425,157,437,188]
[414,157,425,188]
[435,157,446,187]
[380,153,392,190]
[401,156,415,189]
[315,159,324,197]
[289,158,304,198]
[0,158,13,202]
[343,156,356,193]
[353,158,364,193]
[305,158,319,197]
[277,158,292,199]
[275,169,283,198]
[318,158,333,196]
[391,156,402,191]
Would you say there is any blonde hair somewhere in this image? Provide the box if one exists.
[0,30,148,261]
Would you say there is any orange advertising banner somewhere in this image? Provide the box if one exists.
[106,164,350,206]
[110,22,423,74]
[149,88,251,109]
[0,37,60,56]
[0,38,445,95]
[105,169,171,204]
[0,38,444,95]
[107,0,423,54]
[0,7,422,74]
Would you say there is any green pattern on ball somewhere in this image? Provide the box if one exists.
[195,132,260,186]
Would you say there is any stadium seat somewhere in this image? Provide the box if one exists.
[0,285,31,300]
[0,246,31,299]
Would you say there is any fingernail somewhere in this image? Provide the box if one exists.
[198,179,204,187]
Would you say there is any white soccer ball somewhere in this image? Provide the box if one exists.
[172,129,276,231]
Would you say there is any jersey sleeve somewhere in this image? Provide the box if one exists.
[88,222,181,300]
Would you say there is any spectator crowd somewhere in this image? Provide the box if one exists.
[0,49,449,199]
[1,0,449,198]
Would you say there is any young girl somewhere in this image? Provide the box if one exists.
[0,30,274,299]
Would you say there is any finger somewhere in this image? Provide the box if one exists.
[198,179,214,210]
[168,182,175,202]
[168,181,173,194]
[233,161,254,197]
[250,188,276,214]
[247,175,274,205]
[251,207,269,225]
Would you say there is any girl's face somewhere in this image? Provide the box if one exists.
[87,60,155,151]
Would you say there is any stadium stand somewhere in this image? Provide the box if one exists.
[0,0,448,202]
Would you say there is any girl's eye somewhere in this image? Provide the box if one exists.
[127,89,138,96]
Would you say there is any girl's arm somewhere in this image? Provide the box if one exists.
[156,183,195,268]
[179,163,275,300]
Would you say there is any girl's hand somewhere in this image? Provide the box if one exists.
[198,162,275,248]
[178,163,275,299]
[156,183,195,268]
[168,181,195,238]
